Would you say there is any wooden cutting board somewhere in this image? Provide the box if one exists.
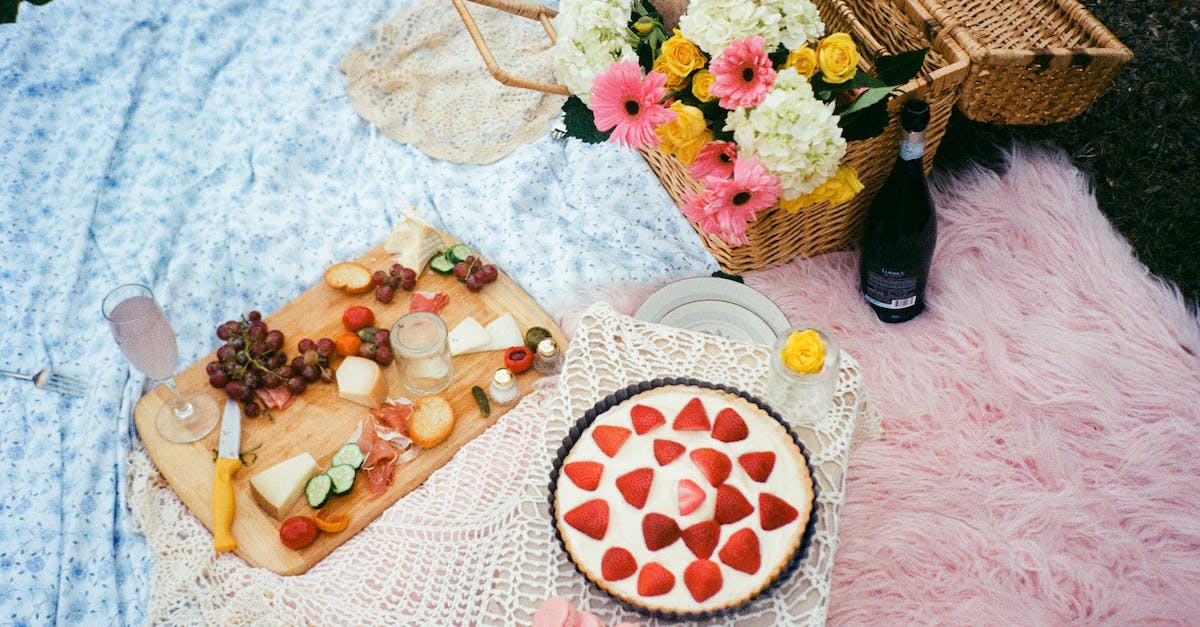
[133,229,565,575]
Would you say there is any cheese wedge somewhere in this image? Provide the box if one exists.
[249,452,323,520]
[336,356,389,408]
[385,217,444,278]
[448,316,490,356]
[482,313,524,352]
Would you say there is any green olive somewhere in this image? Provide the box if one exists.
[524,326,552,352]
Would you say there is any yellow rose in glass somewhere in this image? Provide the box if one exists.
[764,326,839,425]
[817,33,859,84]
[659,30,707,79]
[780,329,826,374]
[691,69,716,102]
[784,45,819,78]
[655,102,713,165]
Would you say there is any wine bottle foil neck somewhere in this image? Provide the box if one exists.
[899,131,925,161]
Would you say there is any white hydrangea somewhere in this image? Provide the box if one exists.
[679,0,824,55]
[725,68,846,198]
[551,0,638,103]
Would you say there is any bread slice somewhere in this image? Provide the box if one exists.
[409,395,455,448]
[323,262,373,294]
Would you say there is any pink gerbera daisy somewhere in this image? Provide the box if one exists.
[709,36,776,110]
[680,154,781,246]
[589,61,676,148]
[689,140,738,180]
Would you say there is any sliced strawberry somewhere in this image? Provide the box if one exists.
[680,520,721,559]
[672,397,711,431]
[615,468,654,509]
[683,559,723,602]
[653,439,686,466]
[759,493,800,531]
[714,484,753,525]
[637,562,675,597]
[563,499,609,540]
[690,448,732,487]
[718,528,761,574]
[591,425,631,458]
[738,451,776,483]
[601,547,637,581]
[630,404,665,435]
[641,512,681,551]
[677,478,706,516]
[711,408,749,442]
[562,461,603,491]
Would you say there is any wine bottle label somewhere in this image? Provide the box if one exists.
[864,268,918,309]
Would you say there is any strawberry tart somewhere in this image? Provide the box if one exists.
[551,380,816,617]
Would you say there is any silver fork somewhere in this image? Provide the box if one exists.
[1,368,85,397]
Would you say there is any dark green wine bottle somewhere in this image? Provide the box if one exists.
[858,99,937,323]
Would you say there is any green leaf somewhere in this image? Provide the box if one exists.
[874,48,928,86]
[561,96,612,144]
[836,85,893,117]
[811,71,885,93]
[839,101,890,141]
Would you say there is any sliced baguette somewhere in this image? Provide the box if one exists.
[409,395,455,448]
[324,261,373,295]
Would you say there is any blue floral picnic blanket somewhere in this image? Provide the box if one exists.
[0,1,716,623]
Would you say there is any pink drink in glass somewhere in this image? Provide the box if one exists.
[107,295,179,381]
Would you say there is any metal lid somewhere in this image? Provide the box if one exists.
[493,367,514,386]
[536,338,558,357]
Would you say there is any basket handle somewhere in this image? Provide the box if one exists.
[450,0,572,95]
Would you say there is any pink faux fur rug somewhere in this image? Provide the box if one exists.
[571,147,1200,624]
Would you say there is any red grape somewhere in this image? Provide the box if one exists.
[248,311,262,322]
[243,402,261,418]
[287,377,307,395]
[297,338,316,354]
[373,270,388,286]
[375,285,395,303]
[316,338,335,358]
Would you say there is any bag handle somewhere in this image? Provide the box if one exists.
[450,0,572,95]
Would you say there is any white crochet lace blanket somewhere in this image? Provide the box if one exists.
[339,0,566,165]
[127,302,878,625]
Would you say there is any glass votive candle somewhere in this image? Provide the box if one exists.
[390,311,453,395]
[762,326,840,427]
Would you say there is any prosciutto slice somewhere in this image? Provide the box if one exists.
[357,417,396,494]
[256,387,295,410]
[409,291,449,314]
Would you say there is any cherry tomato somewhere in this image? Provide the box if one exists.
[342,306,376,332]
[279,516,318,550]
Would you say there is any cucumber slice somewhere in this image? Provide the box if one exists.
[429,253,456,275]
[327,464,357,496]
[331,443,364,470]
[445,244,474,264]
[305,474,333,509]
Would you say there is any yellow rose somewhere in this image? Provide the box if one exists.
[779,166,864,212]
[655,102,713,165]
[659,30,707,78]
[691,69,716,102]
[780,329,826,375]
[652,55,688,92]
[784,45,819,78]
[817,33,859,84]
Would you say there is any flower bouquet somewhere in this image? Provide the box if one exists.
[551,0,928,248]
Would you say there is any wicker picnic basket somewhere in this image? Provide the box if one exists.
[915,0,1131,124]
[453,0,969,274]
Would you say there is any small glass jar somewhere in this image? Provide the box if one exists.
[488,367,521,405]
[762,326,840,427]
[390,311,453,395]
[533,338,563,375]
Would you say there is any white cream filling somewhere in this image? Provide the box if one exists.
[556,386,812,613]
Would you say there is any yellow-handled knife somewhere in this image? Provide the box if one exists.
[212,397,243,553]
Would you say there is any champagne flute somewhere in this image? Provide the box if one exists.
[103,284,219,444]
